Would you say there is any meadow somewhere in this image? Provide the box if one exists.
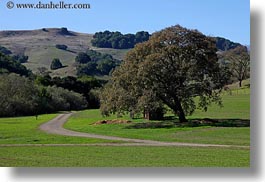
[0,87,250,167]
[0,146,249,167]
[0,113,117,144]
[65,91,250,146]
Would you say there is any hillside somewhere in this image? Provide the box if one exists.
[215,37,242,51]
[0,28,245,77]
[0,28,128,77]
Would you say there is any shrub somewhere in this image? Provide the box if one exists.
[0,74,39,117]
[46,86,87,111]
[50,58,63,70]
[55,44,68,50]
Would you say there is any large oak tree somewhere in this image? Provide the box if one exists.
[100,25,227,122]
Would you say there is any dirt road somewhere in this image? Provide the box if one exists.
[38,113,249,148]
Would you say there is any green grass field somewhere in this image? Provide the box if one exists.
[0,88,250,167]
[0,114,118,144]
[191,91,250,119]
[0,146,249,167]
[65,93,250,146]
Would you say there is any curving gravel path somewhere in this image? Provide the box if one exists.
[38,113,249,149]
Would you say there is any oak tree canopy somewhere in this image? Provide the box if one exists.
[100,25,227,123]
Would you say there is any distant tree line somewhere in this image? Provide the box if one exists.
[91,31,239,51]
[0,52,31,76]
[91,31,150,49]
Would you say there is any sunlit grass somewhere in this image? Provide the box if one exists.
[0,146,249,167]
[0,114,119,144]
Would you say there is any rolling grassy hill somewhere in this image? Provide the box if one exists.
[0,27,246,78]
[0,28,128,77]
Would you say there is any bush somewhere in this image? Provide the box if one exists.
[42,28,48,32]
[46,86,87,111]
[55,44,68,50]
[0,74,39,117]
[0,74,89,117]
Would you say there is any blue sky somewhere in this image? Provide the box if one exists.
[0,0,250,45]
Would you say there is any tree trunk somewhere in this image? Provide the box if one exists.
[177,109,187,123]
[239,80,242,87]
[175,100,188,123]
[159,96,188,123]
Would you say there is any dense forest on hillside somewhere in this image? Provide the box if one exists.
[91,31,150,49]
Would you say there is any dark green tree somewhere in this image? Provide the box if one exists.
[75,52,91,64]
[50,58,63,70]
[100,25,226,123]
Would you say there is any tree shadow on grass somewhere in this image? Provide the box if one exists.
[66,49,77,54]
[125,118,250,129]
[185,118,250,127]
[125,121,175,129]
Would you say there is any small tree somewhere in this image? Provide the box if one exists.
[50,58,63,70]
